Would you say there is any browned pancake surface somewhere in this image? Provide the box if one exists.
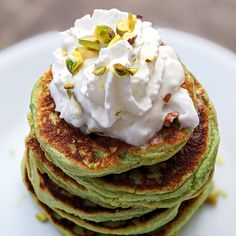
[31,68,194,173]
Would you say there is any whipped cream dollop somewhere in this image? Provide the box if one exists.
[50,9,199,146]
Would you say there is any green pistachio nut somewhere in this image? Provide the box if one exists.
[78,36,100,50]
[94,25,115,44]
[113,63,129,76]
[128,67,139,76]
[115,111,122,116]
[128,13,137,31]
[123,32,137,45]
[108,34,122,47]
[145,55,157,63]
[67,89,73,99]
[116,20,130,37]
[76,47,98,59]
[93,66,107,76]
[35,212,48,223]
[66,51,83,76]
[63,82,74,89]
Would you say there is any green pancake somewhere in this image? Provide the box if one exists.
[24,155,180,234]
[25,77,219,209]
[30,68,198,177]
[22,158,213,236]
[26,148,164,222]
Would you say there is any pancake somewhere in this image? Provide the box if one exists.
[30,67,197,177]
[22,158,213,236]
[25,78,219,209]
[26,148,164,222]
[24,155,181,234]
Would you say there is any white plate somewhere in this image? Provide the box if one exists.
[0,29,235,235]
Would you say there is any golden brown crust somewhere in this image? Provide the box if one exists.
[26,93,208,194]
[31,68,194,173]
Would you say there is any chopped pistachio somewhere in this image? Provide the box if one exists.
[66,59,81,75]
[113,64,138,77]
[78,36,100,50]
[145,56,157,63]
[128,13,137,31]
[123,32,137,45]
[216,155,224,166]
[108,34,122,47]
[93,66,107,76]
[206,187,226,205]
[66,51,83,75]
[35,212,48,223]
[128,67,139,76]
[67,89,73,99]
[113,63,129,76]
[115,111,122,116]
[63,82,74,89]
[76,47,98,59]
[94,25,115,44]
[71,51,83,59]
[116,20,129,37]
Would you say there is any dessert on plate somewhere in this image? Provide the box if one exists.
[21,8,220,235]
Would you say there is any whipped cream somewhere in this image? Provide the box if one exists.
[50,9,199,146]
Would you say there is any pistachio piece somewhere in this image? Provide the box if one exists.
[94,25,115,44]
[76,47,98,59]
[108,34,122,47]
[128,13,137,31]
[78,36,100,50]
[67,89,73,99]
[115,111,122,116]
[93,66,107,76]
[35,212,48,223]
[116,20,129,37]
[66,51,83,75]
[113,63,128,76]
[63,82,74,89]
[128,67,139,76]
[71,51,82,58]
[123,32,137,45]
[145,56,157,63]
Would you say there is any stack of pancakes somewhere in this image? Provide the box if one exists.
[22,67,219,235]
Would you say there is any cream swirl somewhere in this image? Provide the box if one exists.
[50,9,199,146]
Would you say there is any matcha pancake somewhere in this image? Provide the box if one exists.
[24,156,181,235]
[22,158,213,236]
[26,79,219,208]
[26,148,165,222]
[30,68,197,177]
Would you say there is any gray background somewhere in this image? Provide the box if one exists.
[0,0,236,51]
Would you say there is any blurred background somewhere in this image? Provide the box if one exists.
[0,0,236,51]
